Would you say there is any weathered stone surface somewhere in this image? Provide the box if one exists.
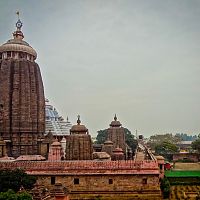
[65,117,93,160]
[0,59,45,157]
[106,116,127,156]
[48,139,64,161]
[0,160,162,200]
[65,134,93,160]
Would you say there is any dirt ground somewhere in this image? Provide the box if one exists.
[174,162,200,170]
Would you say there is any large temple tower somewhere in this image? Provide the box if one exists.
[0,14,45,157]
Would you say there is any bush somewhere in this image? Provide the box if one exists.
[160,177,170,199]
[176,159,194,163]
[0,169,36,192]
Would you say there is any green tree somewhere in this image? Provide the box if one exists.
[0,190,17,200]
[96,130,107,144]
[0,190,32,200]
[124,128,137,154]
[148,133,181,150]
[0,169,36,192]
[192,134,200,153]
[160,177,170,199]
[17,192,32,200]
[155,141,178,157]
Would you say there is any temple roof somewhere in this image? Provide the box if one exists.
[0,155,15,161]
[0,160,160,175]
[110,114,122,127]
[155,155,165,160]
[45,99,72,136]
[16,155,46,161]
[70,115,88,133]
[0,13,37,58]
[113,147,124,154]
[51,138,61,146]
[104,140,114,145]
[0,39,37,58]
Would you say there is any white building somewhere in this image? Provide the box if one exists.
[45,99,72,136]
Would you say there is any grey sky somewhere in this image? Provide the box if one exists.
[0,0,200,137]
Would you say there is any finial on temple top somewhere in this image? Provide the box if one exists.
[77,115,81,125]
[15,11,23,30]
[16,11,20,19]
[114,114,117,121]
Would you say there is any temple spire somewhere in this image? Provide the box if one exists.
[77,115,81,125]
[114,114,117,121]
[13,11,24,39]
[16,11,20,20]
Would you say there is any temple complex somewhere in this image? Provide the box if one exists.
[0,141,163,200]
[0,15,164,200]
[65,116,93,160]
[0,14,45,158]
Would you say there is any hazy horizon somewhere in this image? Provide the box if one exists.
[0,0,200,137]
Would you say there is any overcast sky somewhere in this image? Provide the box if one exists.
[0,0,200,137]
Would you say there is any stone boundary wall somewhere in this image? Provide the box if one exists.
[0,160,158,170]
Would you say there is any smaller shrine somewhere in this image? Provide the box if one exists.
[65,116,93,160]
[48,138,64,161]
[107,115,126,153]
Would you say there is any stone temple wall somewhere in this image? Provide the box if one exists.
[0,160,162,199]
[65,134,93,160]
[0,59,45,157]
[38,174,161,200]
[107,127,126,152]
